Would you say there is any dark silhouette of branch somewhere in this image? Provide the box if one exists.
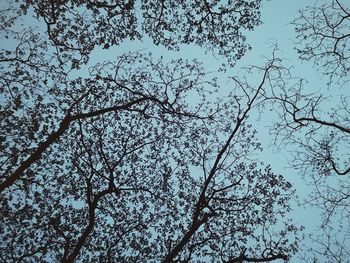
[63,187,114,263]
[0,97,150,193]
[293,0,350,84]
[226,253,287,263]
[163,60,282,262]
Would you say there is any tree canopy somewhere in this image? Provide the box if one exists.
[1,0,349,262]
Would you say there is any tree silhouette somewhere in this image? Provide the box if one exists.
[1,0,265,193]
[293,0,350,85]
[18,0,263,67]
[268,75,350,263]
[0,1,302,262]
[269,1,350,259]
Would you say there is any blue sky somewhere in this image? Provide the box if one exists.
[2,0,349,261]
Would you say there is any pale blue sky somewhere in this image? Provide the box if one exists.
[2,0,349,261]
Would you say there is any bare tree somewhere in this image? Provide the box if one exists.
[297,224,350,263]
[293,0,350,85]
[266,2,350,251]
[268,70,350,262]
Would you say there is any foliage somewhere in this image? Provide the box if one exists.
[18,0,263,67]
[0,1,304,262]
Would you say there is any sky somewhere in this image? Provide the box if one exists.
[2,0,349,261]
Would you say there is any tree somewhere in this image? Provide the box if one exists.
[298,225,350,263]
[268,79,350,262]
[1,1,301,262]
[293,0,350,85]
[17,0,264,67]
[161,58,301,262]
[1,0,265,193]
[268,1,350,260]
[278,0,350,219]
